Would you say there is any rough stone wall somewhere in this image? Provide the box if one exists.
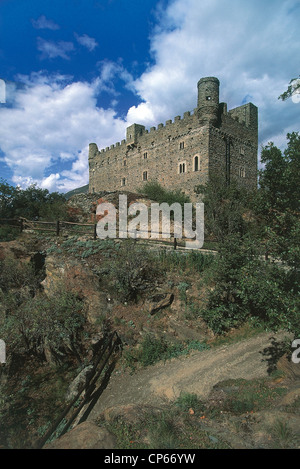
[89,78,258,201]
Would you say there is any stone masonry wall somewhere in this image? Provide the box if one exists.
[89,78,258,201]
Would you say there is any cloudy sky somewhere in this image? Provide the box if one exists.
[0,0,299,193]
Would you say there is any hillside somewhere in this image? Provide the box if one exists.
[0,232,299,450]
[64,184,89,200]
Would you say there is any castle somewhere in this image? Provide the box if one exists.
[88,77,258,200]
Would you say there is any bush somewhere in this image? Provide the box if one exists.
[0,225,19,242]
[0,289,86,364]
[174,392,205,414]
[0,257,40,295]
[202,236,300,336]
[138,181,190,207]
[109,241,162,301]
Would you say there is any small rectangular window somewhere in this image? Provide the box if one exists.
[180,142,184,150]
[178,162,186,174]
[143,171,148,181]
[143,152,148,159]
[121,177,126,186]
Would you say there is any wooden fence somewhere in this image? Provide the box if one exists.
[0,217,218,252]
[0,217,98,239]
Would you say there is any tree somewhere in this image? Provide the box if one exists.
[0,179,20,219]
[0,180,67,221]
[195,175,250,245]
[278,76,300,102]
[254,132,300,267]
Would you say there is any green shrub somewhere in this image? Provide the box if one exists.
[201,235,300,335]
[109,241,162,301]
[0,225,19,241]
[174,392,205,414]
[138,181,190,207]
[0,288,86,363]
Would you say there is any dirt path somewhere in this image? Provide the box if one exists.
[87,331,290,421]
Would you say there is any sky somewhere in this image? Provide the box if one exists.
[0,0,299,193]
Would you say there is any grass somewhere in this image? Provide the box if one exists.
[270,419,296,448]
[102,406,225,450]
[213,377,287,415]
[122,335,210,371]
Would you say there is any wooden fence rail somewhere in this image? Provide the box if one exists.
[0,217,215,251]
[0,217,98,239]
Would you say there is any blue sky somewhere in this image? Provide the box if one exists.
[0,0,299,193]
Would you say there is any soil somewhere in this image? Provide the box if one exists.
[87,331,292,417]
[84,330,300,449]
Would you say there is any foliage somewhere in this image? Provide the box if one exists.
[278,75,300,101]
[0,179,67,221]
[254,133,300,264]
[109,241,162,301]
[0,225,19,241]
[0,287,86,364]
[195,175,251,244]
[158,250,215,273]
[138,181,190,207]
[217,378,286,415]
[174,392,205,414]
[0,256,40,295]
[125,334,210,369]
[202,235,300,336]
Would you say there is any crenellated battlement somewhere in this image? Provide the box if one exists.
[89,77,258,200]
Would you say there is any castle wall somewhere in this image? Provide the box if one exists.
[89,111,211,200]
[89,78,258,201]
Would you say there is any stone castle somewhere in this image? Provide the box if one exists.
[88,77,258,200]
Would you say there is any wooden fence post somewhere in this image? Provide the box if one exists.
[94,224,97,240]
[173,237,177,250]
[56,220,60,236]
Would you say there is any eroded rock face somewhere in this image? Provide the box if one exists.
[43,422,116,449]
[41,255,112,324]
[145,292,174,315]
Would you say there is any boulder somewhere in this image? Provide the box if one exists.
[145,292,174,315]
[41,256,112,324]
[66,365,95,402]
[44,422,116,449]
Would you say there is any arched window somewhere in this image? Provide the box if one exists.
[194,155,200,171]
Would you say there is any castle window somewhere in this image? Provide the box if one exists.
[194,155,201,172]
[178,162,186,174]
[143,171,148,181]
[206,96,211,101]
[123,159,127,166]
[121,177,126,186]
[143,152,148,159]
[239,167,246,178]
[240,146,245,155]
[179,142,184,150]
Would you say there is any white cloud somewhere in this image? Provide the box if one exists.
[31,15,60,30]
[75,33,98,51]
[0,73,127,192]
[1,0,299,193]
[127,0,300,148]
[37,37,75,60]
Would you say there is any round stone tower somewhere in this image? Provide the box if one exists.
[197,77,220,126]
